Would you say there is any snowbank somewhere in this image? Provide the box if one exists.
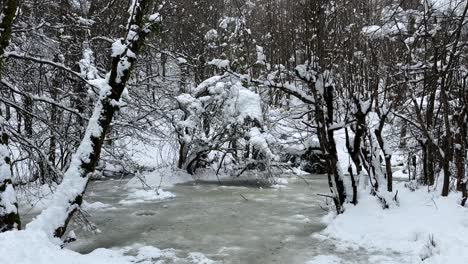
[0,229,215,264]
[317,183,468,263]
[0,229,132,264]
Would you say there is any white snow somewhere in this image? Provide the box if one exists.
[430,0,466,12]
[362,23,407,39]
[256,45,266,65]
[176,93,203,112]
[317,182,468,264]
[208,59,230,70]
[187,252,216,264]
[126,167,194,188]
[0,126,18,218]
[194,75,225,95]
[79,48,98,80]
[111,40,127,58]
[148,13,161,22]
[272,177,289,188]
[119,188,176,205]
[26,76,112,239]
[0,184,17,215]
[0,229,130,264]
[219,17,234,29]
[205,29,218,41]
[120,137,178,169]
[248,127,274,159]
[177,57,188,64]
[227,84,263,124]
[82,201,114,211]
[0,229,214,264]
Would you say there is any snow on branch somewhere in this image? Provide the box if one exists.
[26,0,159,240]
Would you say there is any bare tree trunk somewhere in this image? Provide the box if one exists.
[440,81,452,197]
[375,110,393,192]
[426,142,435,185]
[178,141,188,169]
[399,120,407,148]
[344,105,366,204]
[311,76,346,213]
[345,128,359,205]
[455,112,466,192]
[48,86,58,182]
[454,111,466,207]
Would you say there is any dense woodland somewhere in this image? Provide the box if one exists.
[0,0,467,257]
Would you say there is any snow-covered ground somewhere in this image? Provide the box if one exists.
[0,229,214,264]
[315,182,468,264]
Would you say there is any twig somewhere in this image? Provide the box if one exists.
[240,193,249,201]
[317,193,335,199]
[431,197,438,210]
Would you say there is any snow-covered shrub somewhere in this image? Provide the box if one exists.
[174,73,276,176]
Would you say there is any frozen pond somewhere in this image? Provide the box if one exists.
[55,174,397,263]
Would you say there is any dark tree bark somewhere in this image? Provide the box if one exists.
[375,114,393,192]
[345,100,368,204]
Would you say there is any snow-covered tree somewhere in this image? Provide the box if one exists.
[0,0,20,232]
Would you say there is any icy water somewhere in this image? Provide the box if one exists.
[62,175,391,263]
